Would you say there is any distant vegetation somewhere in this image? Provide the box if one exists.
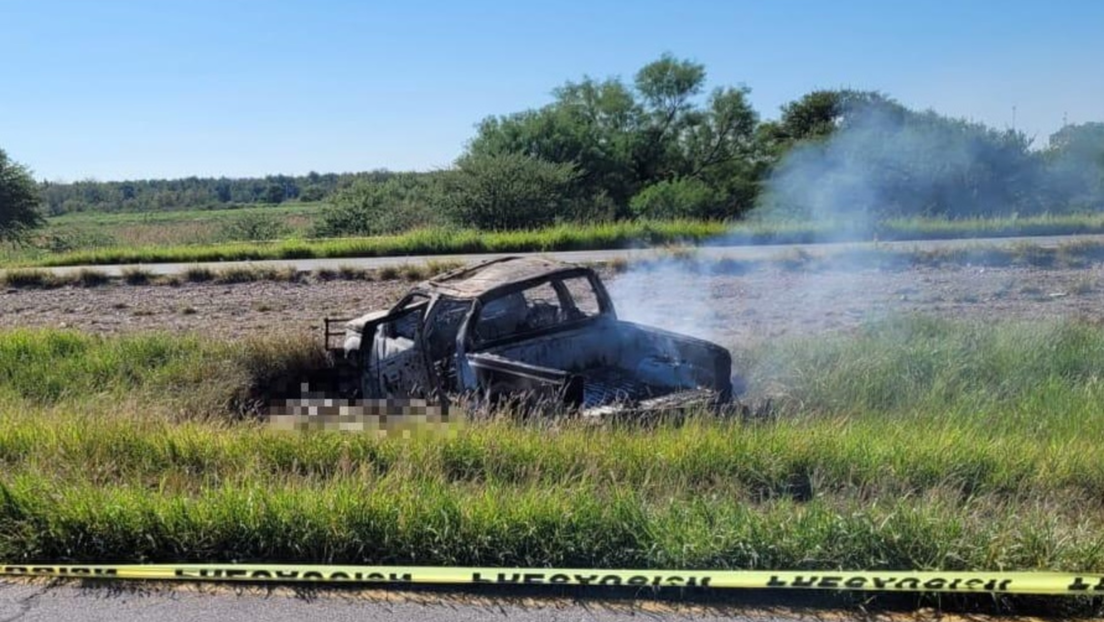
[35,170,406,216]
[2,54,1102,262]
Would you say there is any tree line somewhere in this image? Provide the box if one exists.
[2,53,1103,242]
[35,170,408,216]
[316,56,1104,236]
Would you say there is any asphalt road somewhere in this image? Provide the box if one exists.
[28,233,1104,276]
[0,580,837,622]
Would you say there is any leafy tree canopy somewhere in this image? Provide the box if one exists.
[0,149,43,241]
[467,54,760,219]
[443,153,581,230]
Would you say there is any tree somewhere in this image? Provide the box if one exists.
[630,54,707,183]
[466,54,761,219]
[262,183,287,204]
[299,184,326,202]
[314,175,446,237]
[757,94,1046,223]
[629,177,725,220]
[469,78,640,209]
[443,153,580,230]
[1044,122,1104,209]
[0,149,43,241]
[758,89,895,151]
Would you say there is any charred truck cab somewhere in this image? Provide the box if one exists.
[329,256,733,417]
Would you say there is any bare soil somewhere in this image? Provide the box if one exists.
[2,264,1103,350]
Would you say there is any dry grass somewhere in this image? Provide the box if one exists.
[336,265,370,281]
[399,264,427,281]
[607,256,630,273]
[121,266,154,285]
[313,267,339,282]
[0,269,63,289]
[183,266,215,283]
[73,268,110,287]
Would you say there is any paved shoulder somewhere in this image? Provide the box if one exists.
[0,580,812,622]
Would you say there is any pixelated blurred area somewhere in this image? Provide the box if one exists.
[266,384,459,437]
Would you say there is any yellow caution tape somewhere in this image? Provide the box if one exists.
[1,564,1102,595]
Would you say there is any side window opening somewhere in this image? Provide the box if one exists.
[425,299,473,385]
[517,281,563,333]
[388,294,429,340]
[474,276,603,343]
[557,276,602,318]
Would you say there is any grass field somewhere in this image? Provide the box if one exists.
[6,208,1104,268]
[26,203,327,253]
[0,316,1101,607]
[46,203,328,227]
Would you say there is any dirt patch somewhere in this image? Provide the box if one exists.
[2,264,1103,349]
[618,263,1104,348]
[0,279,412,340]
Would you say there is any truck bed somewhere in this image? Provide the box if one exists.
[469,318,733,413]
[576,366,668,409]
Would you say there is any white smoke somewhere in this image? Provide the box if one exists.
[755,101,1044,239]
[608,103,1004,346]
[605,260,724,342]
[606,101,1101,400]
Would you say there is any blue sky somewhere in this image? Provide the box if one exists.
[2,0,1102,181]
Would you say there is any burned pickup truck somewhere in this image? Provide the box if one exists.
[325,256,734,417]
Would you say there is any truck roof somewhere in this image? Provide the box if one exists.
[418,256,594,299]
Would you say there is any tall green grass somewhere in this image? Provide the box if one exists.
[0,329,327,414]
[7,221,728,267]
[877,212,1104,240]
[11,212,1104,268]
[0,319,1102,588]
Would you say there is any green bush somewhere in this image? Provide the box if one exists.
[629,177,728,220]
[443,153,581,230]
[221,212,291,242]
[313,176,447,237]
[298,184,327,202]
[0,149,43,242]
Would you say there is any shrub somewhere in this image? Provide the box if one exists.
[313,267,338,282]
[74,268,110,287]
[215,266,265,283]
[121,267,153,285]
[442,153,581,230]
[400,264,427,281]
[337,265,369,280]
[313,176,447,237]
[183,266,215,283]
[221,212,291,242]
[274,267,302,282]
[0,269,61,289]
[629,177,728,220]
